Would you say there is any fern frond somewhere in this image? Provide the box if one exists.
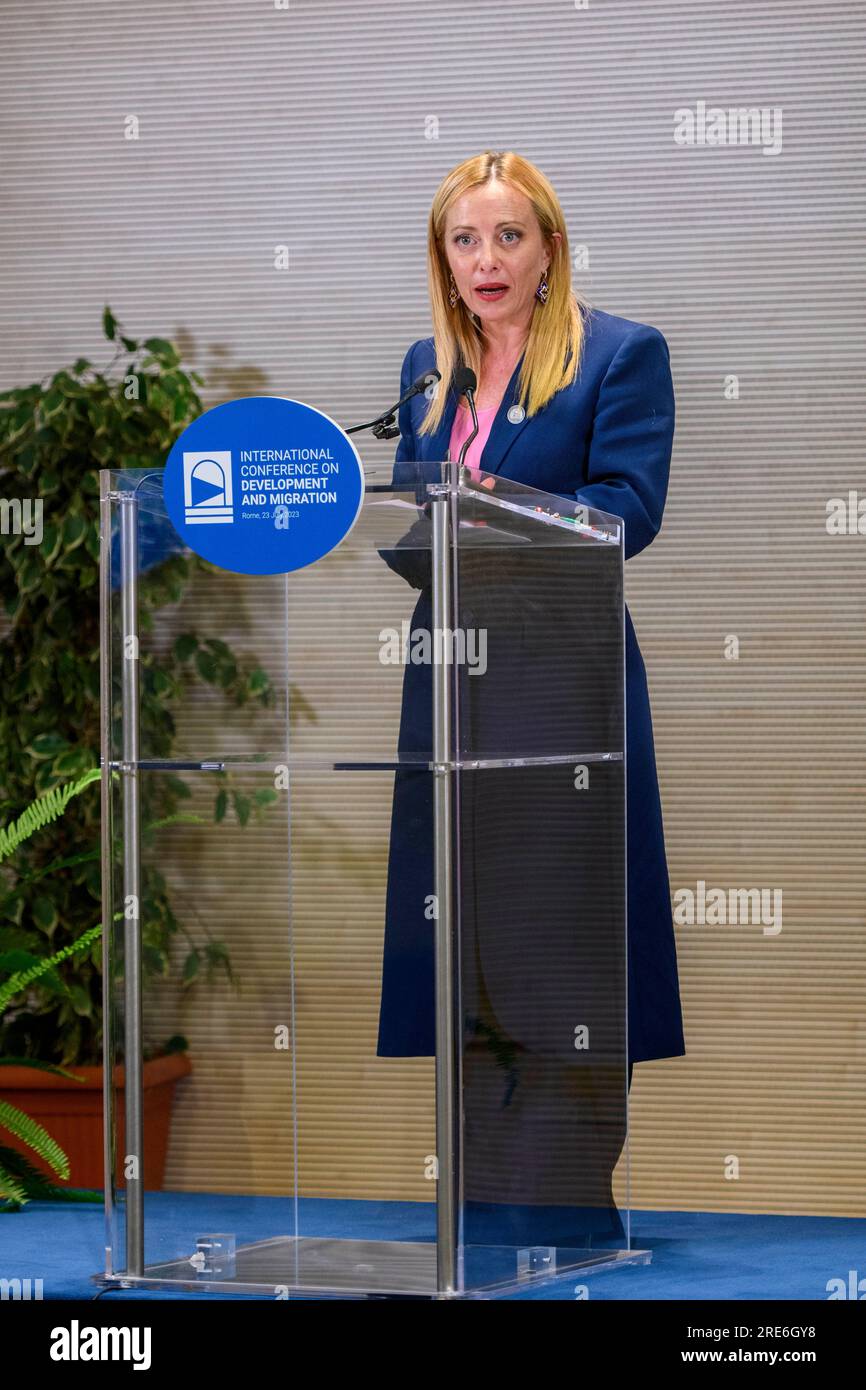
[0,921,103,1014]
[0,1143,56,1198]
[0,1101,69,1179]
[0,768,101,864]
[0,1146,100,1205]
[0,1160,29,1207]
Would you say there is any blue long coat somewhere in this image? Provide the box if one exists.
[377,306,685,1067]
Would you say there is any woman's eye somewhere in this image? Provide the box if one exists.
[453,230,521,246]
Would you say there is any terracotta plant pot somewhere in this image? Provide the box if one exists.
[0,1052,192,1192]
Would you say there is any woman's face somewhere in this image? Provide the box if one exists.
[443,180,560,333]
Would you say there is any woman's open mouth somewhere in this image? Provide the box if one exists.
[475,284,509,301]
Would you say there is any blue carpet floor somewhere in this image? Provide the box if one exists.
[1,1193,861,1301]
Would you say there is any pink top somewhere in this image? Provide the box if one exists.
[448,403,497,476]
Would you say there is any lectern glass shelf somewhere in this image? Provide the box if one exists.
[96,461,644,1300]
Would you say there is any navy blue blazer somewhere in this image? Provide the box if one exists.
[376,306,686,1066]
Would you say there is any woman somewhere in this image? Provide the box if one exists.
[377,150,685,1251]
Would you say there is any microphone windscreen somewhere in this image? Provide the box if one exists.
[411,368,440,395]
[453,365,477,396]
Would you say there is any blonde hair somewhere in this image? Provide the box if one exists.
[419,150,591,436]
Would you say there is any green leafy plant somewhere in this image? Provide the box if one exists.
[0,308,278,1068]
[0,922,105,1212]
[0,771,108,1209]
[0,768,212,1210]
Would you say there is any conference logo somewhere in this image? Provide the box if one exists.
[163,396,365,576]
[183,451,234,525]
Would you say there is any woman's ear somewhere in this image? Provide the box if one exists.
[547,230,563,268]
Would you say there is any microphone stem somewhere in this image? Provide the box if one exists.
[456,389,479,470]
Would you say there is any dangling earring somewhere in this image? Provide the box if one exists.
[448,271,460,309]
[536,268,550,304]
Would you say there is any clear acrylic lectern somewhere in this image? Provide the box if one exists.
[96,458,647,1299]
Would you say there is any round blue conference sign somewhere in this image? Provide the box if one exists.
[162,396,365,575]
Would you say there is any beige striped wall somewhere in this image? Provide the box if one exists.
[2,0,863,1218]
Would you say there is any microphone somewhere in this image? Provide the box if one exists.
[404,368,442,406]
[345,369,442,438]
[453,366,478,470]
